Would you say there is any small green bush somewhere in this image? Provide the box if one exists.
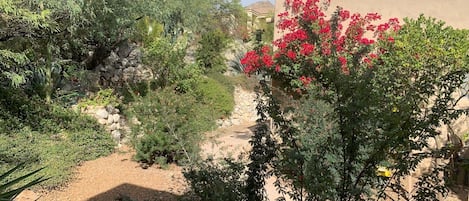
[191,77,235,118]
[206,72,235,95]
[196,29,230,73]
[143,36,188,88]
[183,158,248,201]
[126,88,217,166]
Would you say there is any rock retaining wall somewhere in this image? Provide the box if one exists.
[81,105,129,145]
[97,42,152,87]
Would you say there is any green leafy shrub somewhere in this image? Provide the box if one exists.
[143,36,189,88]
[191,77,235,118]
[183,158,248,201]
[126,88,217,166]
[196,29,230,73]
[133,17,164,46]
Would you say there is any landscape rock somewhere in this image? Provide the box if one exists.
[110,123,120,131]
[106,117,114,125]
[97,42,152,87]
[110,114,120,123]
[95,108,109,119]
[111,130,121,142]
[117,41,133,58]
[98,118,108,125]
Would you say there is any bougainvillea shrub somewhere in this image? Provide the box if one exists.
[241,0,469,200]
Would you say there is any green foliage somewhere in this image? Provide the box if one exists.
[143,36,192,88]
[133,17,164,46]
[77,88,120,109]
[0,163,47,201]
[242,10,469,201]
[0,87,114,187]
[191,77,235,118]
[207,72,236,94]
[184,158,248,201]
[245,83,278,201]
[196,30,230,73]
[127,88,218,166]
[208,0,248,40]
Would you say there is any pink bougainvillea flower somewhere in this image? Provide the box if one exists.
[300,43,315,56]
[287,50,297,60]
[387,36,395,43]
[360,38,375,45]
[339,56,347,66]
[339,9,350,21]
[261,45,271,54]
[262,55,274,67]
[275,65,281,72]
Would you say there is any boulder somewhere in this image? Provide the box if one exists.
[110,123,120,130]
[111,130,122,142]
[110,114,120,123]
[95,108,109,119]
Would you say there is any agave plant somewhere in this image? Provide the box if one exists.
[0,163,48,201]
[228,49,247,74]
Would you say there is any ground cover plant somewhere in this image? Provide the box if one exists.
[0,87,115,188]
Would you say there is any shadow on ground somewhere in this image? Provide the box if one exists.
[87,183,180,201]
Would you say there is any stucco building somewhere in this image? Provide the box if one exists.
[245,1,275,34]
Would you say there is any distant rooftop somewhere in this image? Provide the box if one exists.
[245,1,275,16]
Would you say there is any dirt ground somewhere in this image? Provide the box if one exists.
[18,145,186,201]
[15,122,261,201]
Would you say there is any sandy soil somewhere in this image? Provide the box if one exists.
[16,145,186,201]
[15,122,260,201]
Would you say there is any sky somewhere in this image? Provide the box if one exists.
[241,0,275,7]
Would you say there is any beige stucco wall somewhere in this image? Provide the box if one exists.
[274,0,469,40]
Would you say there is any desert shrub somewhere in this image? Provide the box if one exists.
[183,158,248,201]
[143,35,189,88]
[133,17,164,46]
[126,88,217,166]
[191,77,235,118]
[196,29,230,73]
[0,87,115,188]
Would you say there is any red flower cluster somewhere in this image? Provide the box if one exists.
[300,43,315,56]
[241,45,274,73]
[242,0,400,83]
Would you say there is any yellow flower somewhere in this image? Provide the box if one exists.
[376,166,392,178]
